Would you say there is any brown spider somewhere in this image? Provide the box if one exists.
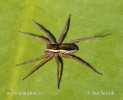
[17,14,111,88]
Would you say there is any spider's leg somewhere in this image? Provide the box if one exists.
[32,20,56,43]
[58,14,71,44]
[19,31,50,44]
[16,55,48,66]
[23,56,53,80]
[69,33,112,44]
[55,55,63,89]
[62,54,102,75]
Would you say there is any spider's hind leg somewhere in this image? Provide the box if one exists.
[69,33,112,44]
[62,54,102,75]
[55,55,63,89]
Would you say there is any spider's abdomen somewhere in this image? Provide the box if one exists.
[46,43,78,54]
[59,43,78,51]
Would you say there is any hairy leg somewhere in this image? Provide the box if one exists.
[55,55,63,89]
[62,54,102,75]
[18,31,50,44]
[16,55,48,66]
[23,56,54,80]
[32,20,56,43]
[68,33,112,43]
[58,14,71,44]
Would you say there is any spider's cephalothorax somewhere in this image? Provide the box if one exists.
[17,14,111,89]
[46,43,78,54]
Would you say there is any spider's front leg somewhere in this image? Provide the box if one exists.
[62,54,102,75]
[58,14,71,44]
[32,20,57,43]
[18,31,51,44]
[16,55,48,66]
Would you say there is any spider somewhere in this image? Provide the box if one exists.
[17,14,111,89]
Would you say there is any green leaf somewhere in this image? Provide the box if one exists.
[0,0,123,100]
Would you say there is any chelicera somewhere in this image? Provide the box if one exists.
[17,14,111,88]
